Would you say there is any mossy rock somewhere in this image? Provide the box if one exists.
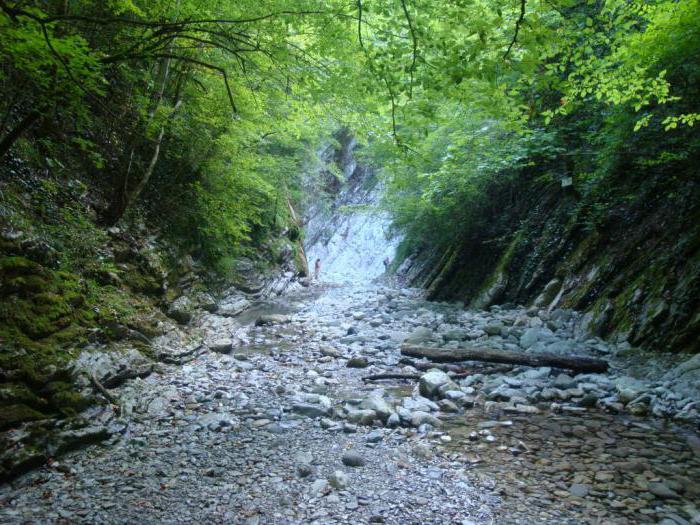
[0,404,47,431]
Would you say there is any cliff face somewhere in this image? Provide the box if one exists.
[398,167,700,353]
[303,131,399,284]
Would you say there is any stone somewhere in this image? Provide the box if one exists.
[255,314,289,326]
[386,413,401,428]
[310,478,329,496]
[291,403,330,418]
[484,322,504,336]
[648,481,679,499]
[217,293,250,317]
[346,409,377,425]
[520,328,541,349]
[328,470,350,489]
[616,376,647,404]
[360,397,393,421]
[320,347,342,358]
[404,327,434,345]
[297,464,314,478]
[503,404,540,414]
[208,339,233,353]
[410,411,441,428]
[419,369,455,399]
[553,373,576,389]
[346,357,369,368]
[569,483,590,498]
[438,399,460,413]
[167,296,194,324]
[341,452,366,467]
[366,430,384,443]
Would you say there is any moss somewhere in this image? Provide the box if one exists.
[0,404,46,431]
[469,231,522,307]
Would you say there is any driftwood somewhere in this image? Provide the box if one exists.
[362,373,421,382]
[87,372,121,414]
[401,344,609,374]
[398,357,514,376]
[362,369,503,382]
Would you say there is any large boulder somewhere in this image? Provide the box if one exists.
[167,296,194,324]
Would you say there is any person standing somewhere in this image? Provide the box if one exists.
[383,257,391,271]
[314,258,321,281]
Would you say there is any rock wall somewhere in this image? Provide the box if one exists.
[398,169,700,354]
[303,131,399,284]
[0,165,306,482]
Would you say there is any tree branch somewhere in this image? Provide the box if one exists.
[504,0,526,59]
[152,54,237,116]
[399,0,417,99]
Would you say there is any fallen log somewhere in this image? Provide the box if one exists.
[362,373,421,382]
[401,344,609,374]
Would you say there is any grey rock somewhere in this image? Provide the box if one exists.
[328,470,350,489]
[320,346,342,358]
[291,403,330,418]
[419,369,455,399]
[346,409,376,425]
[208,339,233,353]
[648,481,679,499]
[255,314,289,326]
[410,411,441,428]
[168,296,194,324]
[569,483,590,498]
[341,452,366,467]
[404,326,434,345]
[309,478,329,496]
[360,396,393,421]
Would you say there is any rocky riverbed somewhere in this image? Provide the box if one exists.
[1,283,699,524]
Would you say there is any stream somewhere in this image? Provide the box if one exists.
[1,282,698,524]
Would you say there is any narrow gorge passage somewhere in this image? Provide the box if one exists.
[1,281,698,525]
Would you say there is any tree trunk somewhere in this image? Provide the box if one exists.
[0,110,41,160]
[103,55,175,225]
[400,344,609,374]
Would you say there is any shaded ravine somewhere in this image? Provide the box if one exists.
[1,282,699,524]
